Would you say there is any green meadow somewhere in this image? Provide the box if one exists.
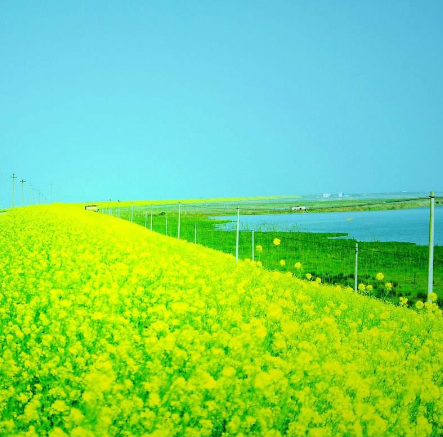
[109,206,442,305]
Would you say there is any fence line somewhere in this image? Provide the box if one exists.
[99,196,441,304]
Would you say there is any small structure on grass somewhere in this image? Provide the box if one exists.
[85,205,99,212]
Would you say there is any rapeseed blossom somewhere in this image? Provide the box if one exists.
[400,297,408,306]
[376,272,385,281]
[273,238,281,246]
[0,206,442,437]
[429,292,438,302]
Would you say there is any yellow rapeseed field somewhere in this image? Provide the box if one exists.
[0,206,442,437]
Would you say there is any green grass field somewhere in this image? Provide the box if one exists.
[111,207,442,305]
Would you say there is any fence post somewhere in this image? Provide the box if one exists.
[235,207,240,262]
[252,230,255,261]
[165,217,168,235]
[427,191,435,301]
[150,205,153,231]
[178,202,181,240]
[195,223,197,244]
[354,243,358,292]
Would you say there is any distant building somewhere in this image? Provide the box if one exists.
[338,192,343,198]
[291,206,306,211]
[85,205,99,212]
[322,193,331,198]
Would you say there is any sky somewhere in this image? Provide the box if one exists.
[1,0,443,207]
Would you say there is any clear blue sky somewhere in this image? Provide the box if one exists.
[1,1,442,206]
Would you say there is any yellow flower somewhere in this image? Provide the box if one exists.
[51,400,69,414]
[49,428,69,437]
[315,277,321,284]
[268,303,283,320]
[222,367,236,377]
[70,428,95,437]
[226,416,242,434]
[279,260,286,267]
[273,238,281,246]
[385,282,392,290]
[424,301,434,311]
[3,204,443,436]
[366,285,373,292]
[416,301,424,310]
[255,245,263,253]
[23,400,40,422]
[376,272,384,281]
[429,292,437,302]
[358,283,366,292]
[67,408,85,425]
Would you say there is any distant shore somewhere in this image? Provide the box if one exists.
[282,197,442,214]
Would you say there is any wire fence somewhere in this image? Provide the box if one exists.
[99,197,443,304]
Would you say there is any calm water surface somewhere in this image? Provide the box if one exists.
[213,207,443,246]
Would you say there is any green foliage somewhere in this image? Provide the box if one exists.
[126,209,442,304]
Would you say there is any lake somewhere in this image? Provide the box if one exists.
[212,207,443,246]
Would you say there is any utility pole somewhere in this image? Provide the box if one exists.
[354,243,359,292]
[252,230,255,261]
[428,191,435,301]
[20,179,26,206]
[235,207,240,262]
[178,202,181,240]
[11,173,17,208]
